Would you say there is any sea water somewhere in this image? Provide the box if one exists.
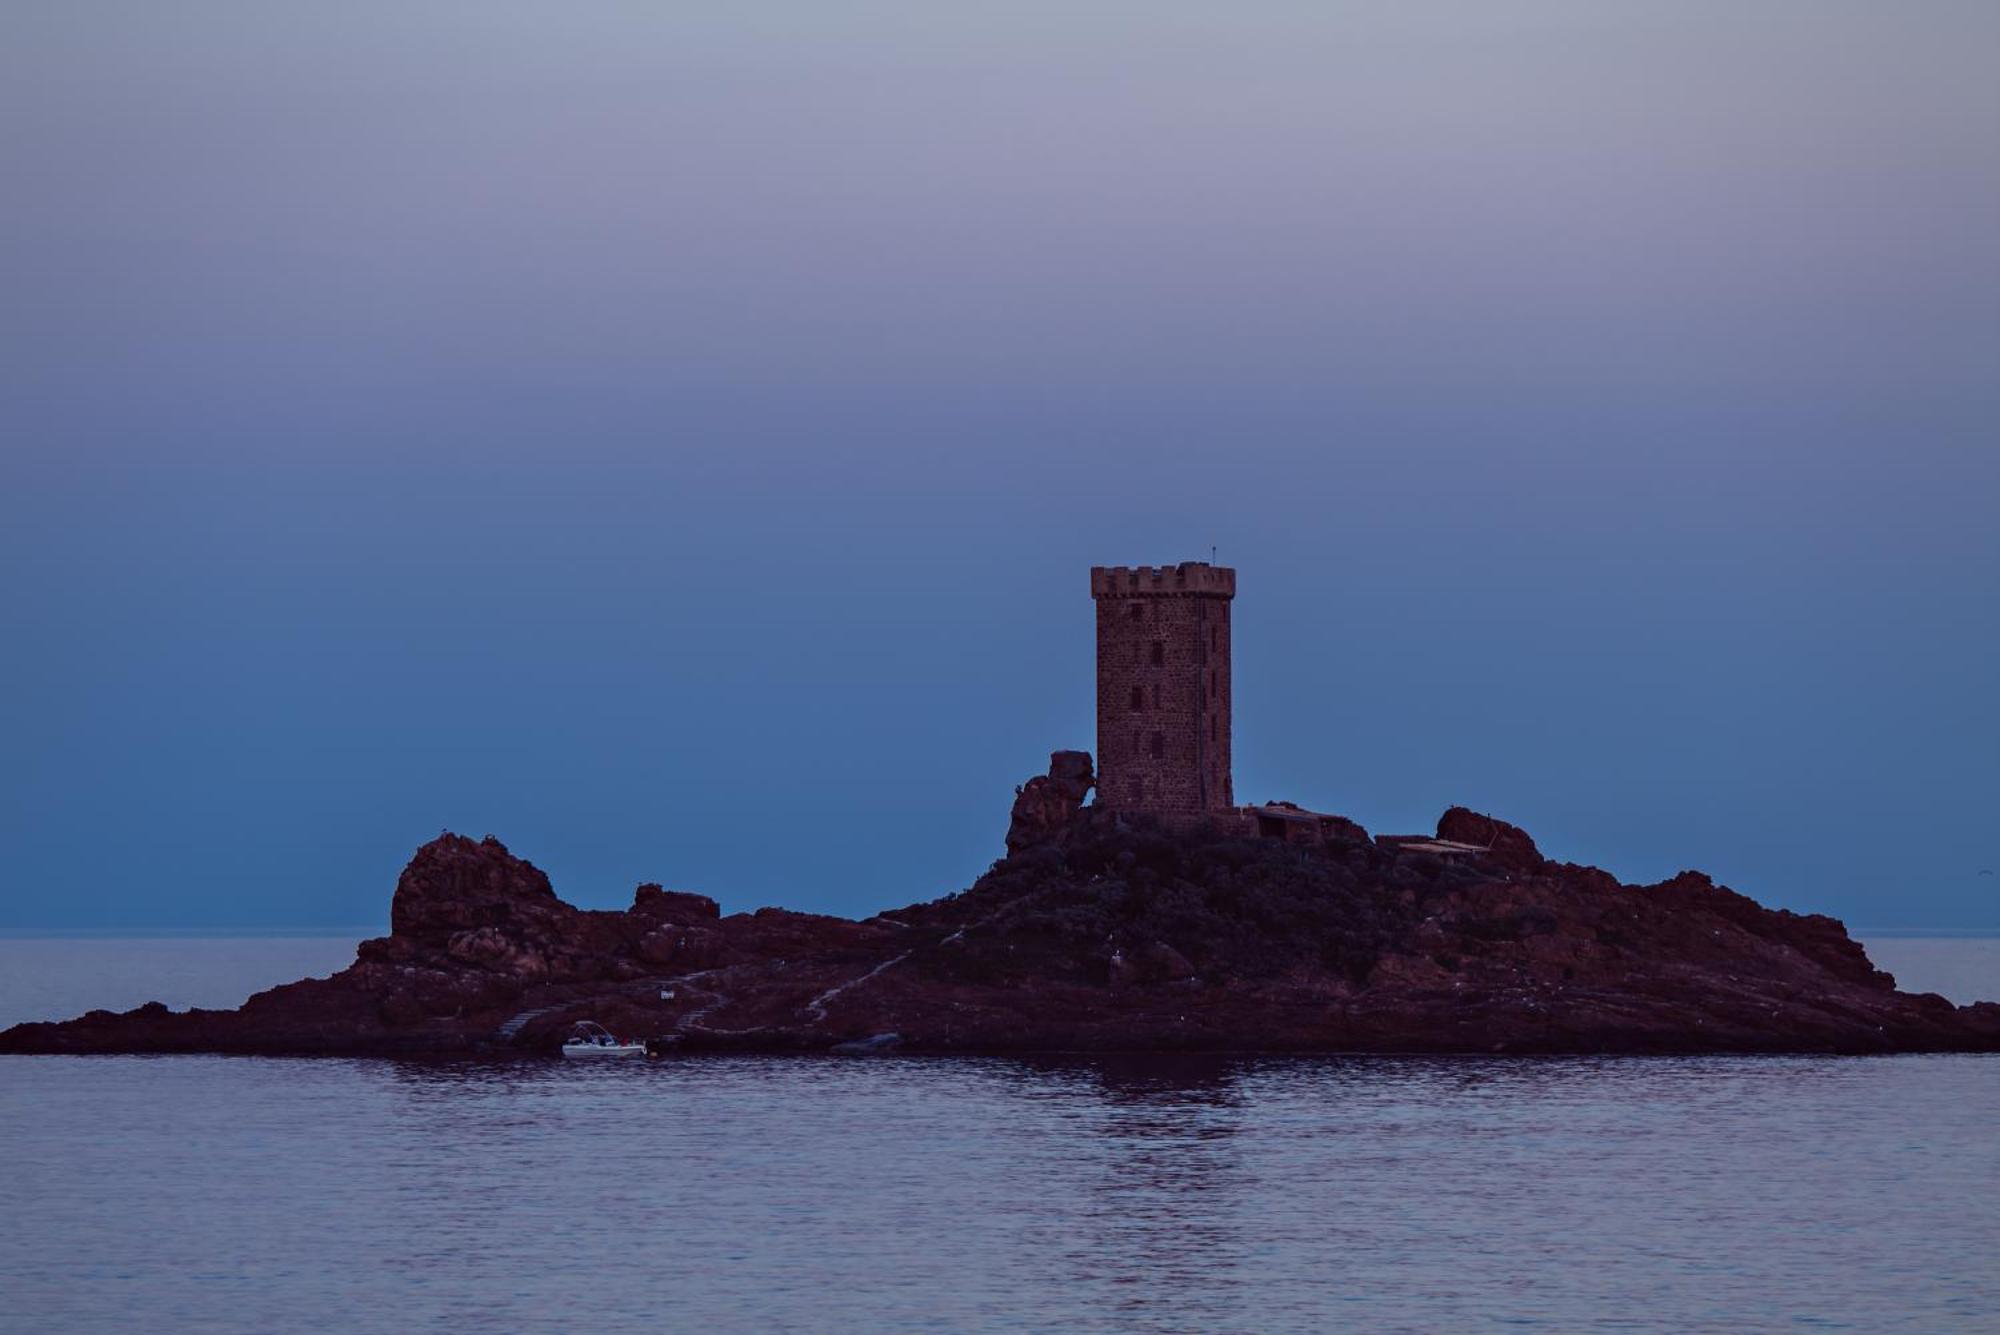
[1,938,1995,1332]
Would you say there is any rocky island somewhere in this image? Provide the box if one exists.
[9,562,1993,1057]
[5,764,1996,1056]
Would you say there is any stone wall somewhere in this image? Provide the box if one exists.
[1091,562,1233,812]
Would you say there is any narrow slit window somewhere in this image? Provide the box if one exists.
[1129,685,1144,711]
[1150,731,1165,758]
[1150,640,1164,666]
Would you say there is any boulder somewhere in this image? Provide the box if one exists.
[1437,807,1546,873]
[1006,750,1096,854]
[636,929,683,967]
[632,884,721,921]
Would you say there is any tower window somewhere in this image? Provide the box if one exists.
[1150,640,1164,666]
[1129,685,1144,711]
[1150,731,1164,758]
[1152,683,1160,709]
[1129,602,1145,621]
[1210,625,1217,652]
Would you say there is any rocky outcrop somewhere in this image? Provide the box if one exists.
[1006,750,1095,854]
[5,772,1996,1057]
[631,884,720,921]
[1436,806,1545,872]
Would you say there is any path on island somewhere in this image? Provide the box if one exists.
[798,898,1037,1024]
[493,966,725,1045]
[494,894,1041,1047]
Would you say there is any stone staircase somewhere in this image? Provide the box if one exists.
[495,1004,568,1044]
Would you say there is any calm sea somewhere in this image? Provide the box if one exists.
[1,937,1995,1333]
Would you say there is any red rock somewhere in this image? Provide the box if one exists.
[631,884,720,921]
[1006,751,1095,854]
[390,833,566,945]
[1437,807,1545,872]
[4,788,1995,1057]
[636,930,683,967]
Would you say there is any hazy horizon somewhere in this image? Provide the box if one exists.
[3,3,1996,931]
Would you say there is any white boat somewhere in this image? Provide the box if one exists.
[560,1021,646,1058]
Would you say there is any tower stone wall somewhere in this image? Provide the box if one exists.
[1091,562,1234,813]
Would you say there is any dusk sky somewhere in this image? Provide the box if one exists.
[3,3,1995,931]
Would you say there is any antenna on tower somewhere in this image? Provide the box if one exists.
[1211,544,1218,565]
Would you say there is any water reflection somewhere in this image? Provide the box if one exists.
[996,1057,1256,1327]
[10,938,1996,1330]
[1011,1052,1248,1104]
[29,1050,1975,1330]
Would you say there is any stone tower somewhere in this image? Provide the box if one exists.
[1090,562,1234,814]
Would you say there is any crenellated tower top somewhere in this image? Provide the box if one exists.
[1089,562,1236,599]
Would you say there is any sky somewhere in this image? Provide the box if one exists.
[2,2,1995,932]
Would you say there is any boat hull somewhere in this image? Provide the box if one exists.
[560,1043,646,1058]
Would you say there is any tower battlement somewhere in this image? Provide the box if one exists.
[1089,562,1236,598]
[1090,561,1234,814]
